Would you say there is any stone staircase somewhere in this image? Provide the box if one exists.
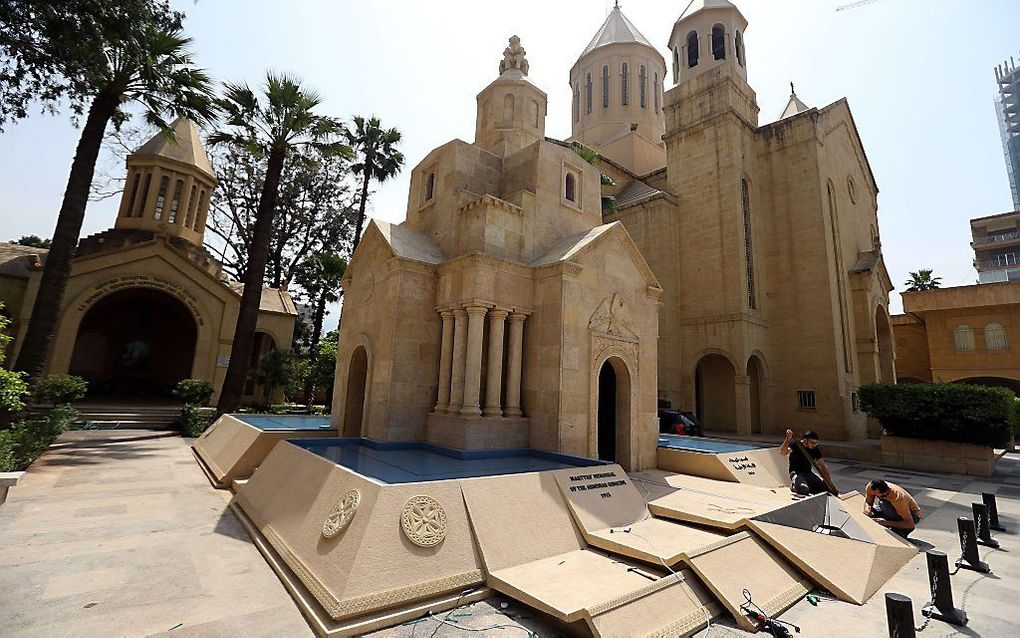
[72,403,182,430]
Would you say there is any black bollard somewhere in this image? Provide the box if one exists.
[921,550,968,626]
[955,517,991,573]
[885,593,916,638]
[983,492,1006,532]
[972,502,1000,549]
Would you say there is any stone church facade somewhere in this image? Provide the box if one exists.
[1,119,296,404]
[588,1,894,440]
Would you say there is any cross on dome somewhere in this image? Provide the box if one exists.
[499,35,530,76]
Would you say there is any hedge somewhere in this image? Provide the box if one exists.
[858,383,1018,448]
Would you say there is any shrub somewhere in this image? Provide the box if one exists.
[172,379,214,406]
[176,404,214,438]
[859,383,1018,448]
[0,405,77,471]
[34,374,87,405]
[0,302,29,415]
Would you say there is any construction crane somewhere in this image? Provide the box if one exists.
[836,0,883,11]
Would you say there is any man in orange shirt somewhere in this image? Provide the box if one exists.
[864,478,922,539]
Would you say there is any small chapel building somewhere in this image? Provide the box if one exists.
[0,119,296,404]
[332,37,663,470]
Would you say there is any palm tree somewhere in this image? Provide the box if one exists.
[347,116,404,250]
[252,349,294,405]
[210,72,349,414]
[904,269,943,292]
[14,26,216,384]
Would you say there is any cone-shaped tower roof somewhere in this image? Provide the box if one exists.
[779,83,811,120]
[678,0,742,21]
[134,117,215,179]
[580,3,656,58]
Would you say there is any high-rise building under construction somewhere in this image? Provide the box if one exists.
[996,57,1020,210]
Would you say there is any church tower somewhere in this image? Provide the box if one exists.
[569,2,666,175]
[114,117,217,247]
[664,0,766,432]
[474,35,547,158]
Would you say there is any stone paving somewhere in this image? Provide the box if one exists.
[2,431,1020,637]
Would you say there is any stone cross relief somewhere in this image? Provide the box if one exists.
[499,35,530,76]
[588,293,637,339]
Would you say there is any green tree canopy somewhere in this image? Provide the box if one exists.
[12,235,51,248]
[904,269,942,292]
[347,116,404,251]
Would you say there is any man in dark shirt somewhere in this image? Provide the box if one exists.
[780,429,837,495]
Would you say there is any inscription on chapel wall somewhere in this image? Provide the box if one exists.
[78,275,205,325]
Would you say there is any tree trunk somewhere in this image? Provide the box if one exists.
[14,90,120,385]
[217,148,287,413]
[351,158,373,251]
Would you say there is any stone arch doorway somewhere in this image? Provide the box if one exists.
[875,306,895,384]
[343,346,369,437]
[695,353,737,432]
[69,288,197,396]
[747,355,765,434]
[596,357,632,466]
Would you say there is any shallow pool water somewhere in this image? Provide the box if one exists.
[235,415,333,431]
[292,439,606,483]
[657,434,765,454]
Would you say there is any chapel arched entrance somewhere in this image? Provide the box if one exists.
[596,356,632,467]
[69,288,197,396]
[343,346,369,437]
[695,353,737,432]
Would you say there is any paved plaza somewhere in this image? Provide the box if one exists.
[1,431,1019,637]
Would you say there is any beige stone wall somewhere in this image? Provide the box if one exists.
[890,315,932,383]
[0,275,29,360]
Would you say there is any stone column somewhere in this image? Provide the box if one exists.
[448,309,468,414]
[142,168,162,219]
[434,310,455,413]
[483,309,509,417]
[460,304,488,417]
[504,312,527,418]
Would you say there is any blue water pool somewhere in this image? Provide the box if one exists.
[292,438,607,484]
[235,415,333,431]
[658,434,765,454]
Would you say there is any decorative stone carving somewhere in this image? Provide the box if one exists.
[499,35,530,76]
[322,489,361,539]
[589,293,637,339]
[401,495,448,547]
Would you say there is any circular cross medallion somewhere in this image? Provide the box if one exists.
[322,489,361,539]
[401,495,448,547]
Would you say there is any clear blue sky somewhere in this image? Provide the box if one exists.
[1,0,1017,323]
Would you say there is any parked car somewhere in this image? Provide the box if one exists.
[658,409,703,436]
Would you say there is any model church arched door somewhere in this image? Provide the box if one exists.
[343,346,369,437]
[69,288,197,396]
[596,357,632,465]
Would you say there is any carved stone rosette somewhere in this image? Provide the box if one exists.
[400,495,448,547]
[322,489,361,539]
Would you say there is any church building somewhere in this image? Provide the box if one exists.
[0,119,296,404]
[583,1,894,440]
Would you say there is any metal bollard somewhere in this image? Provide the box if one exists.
[972,502,1000,549]
[955,517,991,573]
[885,593,916,638]
[921,550,968,626]
[983,492,1006,532]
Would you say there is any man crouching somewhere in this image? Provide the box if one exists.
[865,478,922,539]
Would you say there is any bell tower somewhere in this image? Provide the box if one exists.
[664,0,766,431]
[114,117,217,246]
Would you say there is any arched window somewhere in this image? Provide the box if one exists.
[125,173,141,217]
[153,175,170,220]
[586,73,593,114]
[167,179,184,223]
[194,190,206,230]
[602,65,610,108]
[573,83,580,123]
[686,31,699,68]
[654,72,660,112]
[742,179,755,310]
[530,99,540,128]
[985,322,1008,351]
[503,94,515,122]
[184,185,198,227]
[673,48,680,82]
[954,325,975,351]
[565,172,576,203]
[735,30,745,67]
[639,65,646,108]
[712,24,726,60]
[425,172,435,201]
[621,63,629,106]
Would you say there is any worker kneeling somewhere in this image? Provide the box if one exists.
[864,478,922,538]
